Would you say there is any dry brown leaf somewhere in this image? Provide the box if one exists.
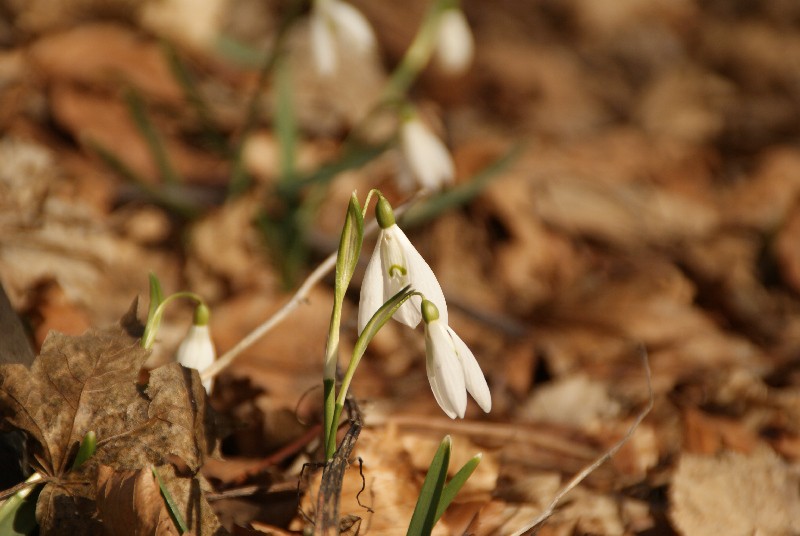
[670,447,800,536]
[49,84,227,184]
[96,464,179,535]
[0,139,176,323]
[531,174,719,248]
[0,305,222,533]
[96,464,227,536]
[146,362,220,472]
[0,304,147,476]
[29,23,182,103]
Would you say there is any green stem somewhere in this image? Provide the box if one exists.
[384,0,456,100]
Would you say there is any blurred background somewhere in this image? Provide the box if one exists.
[1,0,800,533]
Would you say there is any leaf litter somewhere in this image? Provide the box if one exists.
[0,302,223,534]
[3,1,800,534]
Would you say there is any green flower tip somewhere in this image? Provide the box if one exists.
[193,303,210,326]
[421,299,440,324]
[376,195,396,229]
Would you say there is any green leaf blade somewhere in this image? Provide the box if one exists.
[434,453,482,523]
[407,436,452,536]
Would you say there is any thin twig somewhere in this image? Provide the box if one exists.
[200,193,425,382]
[510,345,654,536]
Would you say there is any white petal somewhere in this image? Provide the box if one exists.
[357,236,385,334]
[400,119,455,191]
[176,325,216,394]
[426,321,467,418]
[447,327,491,412]
[380,226,420,328]
[392,225,448,326]
[310,8,337,75]
[435,10,474,74]
[328,0,376,54]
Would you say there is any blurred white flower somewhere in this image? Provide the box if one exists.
[422,300,491,419]
[434,9,474,74]
[311,0,376,75]
[399,116,455,191]
[176,305,216,394]
[358,196,448,333]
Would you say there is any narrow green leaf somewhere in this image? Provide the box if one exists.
[400,143,524,228]
[70,431,97,471]
[276,142,390,197]
[163,42,228,156]
[89,141,200,219]
[341,286,415,392]
[152,466,188,534]
[434,453,481,523]
[0,474,42,536]
[124,88,181,185]
[407,436,451,536]
[146,273,164,327]
[276,58,297,183]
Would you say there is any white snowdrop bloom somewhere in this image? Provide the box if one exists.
[358,196,448,334]
[422,300,491,419]
[176,304,216,394]
[399,116,455,191]
[311,0,376,75]
[435,9,474,74]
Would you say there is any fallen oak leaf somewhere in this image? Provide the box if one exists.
[0,301,147,477]
[0,301,222,534]
[145,362,221,472]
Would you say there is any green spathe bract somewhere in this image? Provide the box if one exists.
[323,193,365,456]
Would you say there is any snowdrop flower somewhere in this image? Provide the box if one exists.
[310,0,376,76]
[358,196,448,333]
[176,303,216,394]
[399,114,455,191]
[434,8,474,74]
[422,300,491,419]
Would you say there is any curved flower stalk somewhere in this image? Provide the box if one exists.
[310,0,377,75]
[176,303,216,394]
[358,195,448,333]
[422,300,491,419]
[399,114,455,192]
[434,8,474,74]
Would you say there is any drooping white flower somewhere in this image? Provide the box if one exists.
[176,304,216,394]
[358,196,448,334]
[399,115,455,192]
[422,300,491,419]
[310,0,376,75]
[434,8,474,75]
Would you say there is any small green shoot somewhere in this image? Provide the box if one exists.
[70,431,97,471]
[407,436,482,536]
[407,436,451,536]
[0,473,43,536]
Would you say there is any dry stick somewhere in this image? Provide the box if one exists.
[510,346,654,536]
[200,193,424,383]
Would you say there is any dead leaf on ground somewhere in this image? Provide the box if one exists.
[0,304,222,534]
[670,447,800,536]
[29,23,182,103]
[97,463,228,536]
